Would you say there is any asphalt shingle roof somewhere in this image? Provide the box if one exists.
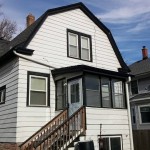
[129,58,150,75]
[0,16,41,58]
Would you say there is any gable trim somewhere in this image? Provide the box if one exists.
[22,2,129,72]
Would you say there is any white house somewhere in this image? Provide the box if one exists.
[0,3,134,150]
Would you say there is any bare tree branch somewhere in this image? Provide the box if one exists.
[0,17,17,40]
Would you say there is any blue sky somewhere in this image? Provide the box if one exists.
[1,0,150,65]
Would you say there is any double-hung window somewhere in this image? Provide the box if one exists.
[67,29,92,61]
[0,85,6,104]
[27,72,50,107]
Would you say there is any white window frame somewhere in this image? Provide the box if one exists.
[81,36,90,61]
[68,32,79,58]
[99,135,122,150]
[29,75,48,106]
[138,104,150,124]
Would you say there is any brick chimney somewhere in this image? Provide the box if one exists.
[26,13,35,27]
[142,46,148,60]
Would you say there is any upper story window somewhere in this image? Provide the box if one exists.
[27,72,50,107]
[139,105,150,124]
[0,85,6,104]
[131,80,138,95]
[67,29,92,61]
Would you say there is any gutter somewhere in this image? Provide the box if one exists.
[126,76,134,150]
[13,48,56,69]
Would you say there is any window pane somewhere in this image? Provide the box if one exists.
[110,137,121,150]
[69,33,77,46]
[85,75,100,107]
[31,77,46,91]
[0,89,5,103]
[71,83,79,103]
[103,138,109,150]
[81,37,88,49]
[56,79,66,110]
[140,106,150,123]
[131,80,138,95]
[81,48,89,60]
[131,108,136,124]
[101,78,111,107]
[112,79,125,108]
[30,91,46,105]
[69,45,78,58]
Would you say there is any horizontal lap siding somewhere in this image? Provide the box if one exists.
[27,9,121,71]
[0,58,19,142]
[86,107,131,150]
[16,58,56,142]
[17,9,122,143]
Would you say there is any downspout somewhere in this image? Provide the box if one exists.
[126,76,134,150]
[13,50,56,69]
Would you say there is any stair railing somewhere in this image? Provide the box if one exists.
[20,107,68,150]
[20,106,86,150]
[32,106,86,150]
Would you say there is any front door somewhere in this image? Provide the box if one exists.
[68,78,83,116]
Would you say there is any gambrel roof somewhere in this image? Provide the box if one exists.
[0,2,129,71]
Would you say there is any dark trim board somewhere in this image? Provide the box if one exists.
[0,85,6,105]
[27,71,50,107]
[52,65,129,79]
[67,29,92,62]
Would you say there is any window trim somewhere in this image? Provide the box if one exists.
[0,85,6,105]
[98,135,123,150]
[27,72,50,107]
[138,104,150,124]
[67,29,92,62]
[84,73,127,109]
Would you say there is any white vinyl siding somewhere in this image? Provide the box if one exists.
[27,9,121,71]
[0,58,19,142]
[86,107,131,150]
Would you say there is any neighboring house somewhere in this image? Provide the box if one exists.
[129,46,150,129]
[129,46,150,150]
[0,3,134,150]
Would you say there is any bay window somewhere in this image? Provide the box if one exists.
[85,75,101,107]
[101,77,111,108]
[112,79,125,108]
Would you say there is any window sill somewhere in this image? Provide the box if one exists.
[68,56,92,62]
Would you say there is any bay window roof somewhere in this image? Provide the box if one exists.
[52,65,130,79]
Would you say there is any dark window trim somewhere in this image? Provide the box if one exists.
[67,29,92,62]
[27,71,50,107]
[0,85,6,105]
[84,73,127,109]
[98,134,123,150]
